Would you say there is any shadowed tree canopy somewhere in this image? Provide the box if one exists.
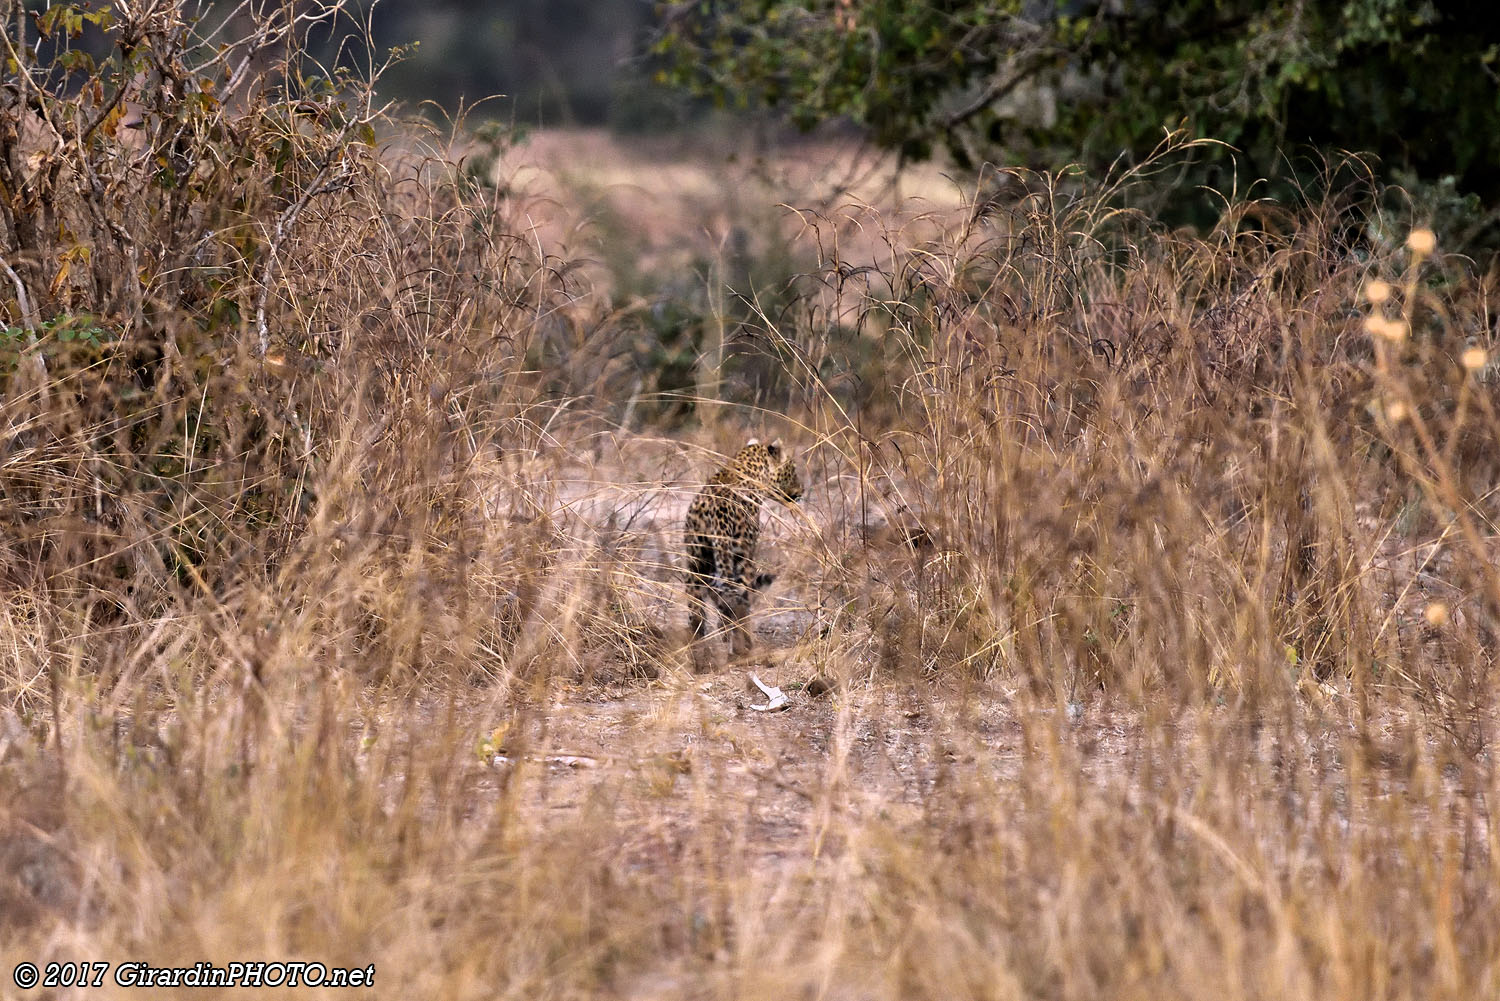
[654,0,1500,216]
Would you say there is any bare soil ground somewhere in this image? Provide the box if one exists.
[494,127,971,293]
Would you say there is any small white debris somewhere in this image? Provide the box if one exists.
[749,673,790,712]
[491,753,602,769]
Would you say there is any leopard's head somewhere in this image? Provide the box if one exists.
[739,438,802,504]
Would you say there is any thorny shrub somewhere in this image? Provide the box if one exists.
[0,0,590,696]
[769,139,1500,734]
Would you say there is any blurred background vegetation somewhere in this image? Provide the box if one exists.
[363,0,691,131]
[357,0,1500,250]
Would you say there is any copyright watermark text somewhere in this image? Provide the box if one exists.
[13,961,375,990]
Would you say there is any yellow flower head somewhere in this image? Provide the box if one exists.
[1406,228,1436,256]
[1363,315,1407,342]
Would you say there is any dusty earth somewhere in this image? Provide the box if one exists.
[441,429,1463,897]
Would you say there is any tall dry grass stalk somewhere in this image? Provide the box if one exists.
[0,9,1496,998]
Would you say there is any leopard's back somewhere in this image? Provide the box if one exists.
[683,439,802,652]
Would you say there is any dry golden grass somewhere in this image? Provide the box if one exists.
[1,5,1498,997]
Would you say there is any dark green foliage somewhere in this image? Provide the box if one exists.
[654,1,1500,229]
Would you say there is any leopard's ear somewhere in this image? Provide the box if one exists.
[745,437,760,447]
[766,438,784,459]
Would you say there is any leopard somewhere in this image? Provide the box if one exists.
[683,439,803,654]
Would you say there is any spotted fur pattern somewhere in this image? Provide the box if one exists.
[684,439,803,654]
